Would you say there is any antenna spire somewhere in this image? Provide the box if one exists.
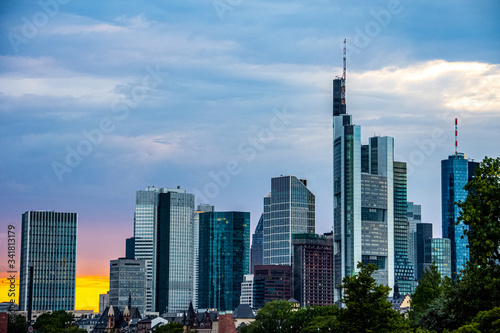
[341,38,346,105]
[455,118,458,154]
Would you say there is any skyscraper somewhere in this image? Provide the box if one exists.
[198,211,250,311]
[407,201,422,279]
[333,76,362,301]
[333,64,397,300]
[423,238,452,279]
[157,189,195,313]
[193,204,214,310]
[109,258,146,314]
[19,211,77,311]
[263,175,315,266]
[250,214,263,273]
[416,223,433,280]
[292,233,334,307]
[442,153,478,279]
[253,265,292,309]
[360,136,395,290]
[133,186,195,312]
[393,162,417,295]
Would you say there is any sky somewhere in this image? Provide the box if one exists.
[0,0,499,311]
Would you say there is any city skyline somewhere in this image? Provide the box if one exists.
[1,1,499,311]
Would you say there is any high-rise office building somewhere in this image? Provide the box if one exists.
[292,233,334,307]
[263,175,315,266]
[442,153,479,279]
[157,189,195,313]
[407,202,422,279]
[416,223,433,280]
[393,162,417,295]
[333,69,397,300]
[253,265,292,309]
[109,258,146,314]
[133,186,164,311]
[423,238,452,279]
[240,274,254,308]
[198,211,250,311]
[333,75,362,301]
[250,215,264,274]
[193,204,214,310]
[19,211,77,311]
[360,136,395,290]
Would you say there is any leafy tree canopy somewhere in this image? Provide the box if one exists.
[339,262,408,333]
[458,156,500,267]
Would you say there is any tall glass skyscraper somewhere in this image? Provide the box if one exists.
[250,214,263,273]
[441,153,478,279]
[192,204,214,310]
[333,77,362,301]
[393,162,417,295]
[198,211,250,311]
[134,186,166,312]
[263,175,315,266]
[19,211,77,311]
[157,189,195,313]
[333,74,396,301]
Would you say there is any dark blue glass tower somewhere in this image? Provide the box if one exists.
[198,211,250,311]
[250,214,263,273]
[441,153,478,279]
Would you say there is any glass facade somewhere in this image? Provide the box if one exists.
[333,79,362,301]
[192,204,214,310]
[424,238,451,278]
[250,214,264,274]
[441,154,478,279]
[134,186,163,311]
[19,211,77,311]
[198,211,250,311]
[407,202,422,279]
[157,190,195,313]
[109,258,146,313]
[393,162,417,295]
[416,223,433,280]
[263,175,315,266]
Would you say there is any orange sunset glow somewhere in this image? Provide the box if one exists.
[0,274,108,313]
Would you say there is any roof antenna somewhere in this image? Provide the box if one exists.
[455,118,458,154]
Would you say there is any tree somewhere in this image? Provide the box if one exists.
[7,314,27,333]
[338,262,408,332]
[251,300,295,333]
[410,262,445,324]
[152,323,184,333]
[33,310,85,333]
[453,306,500,333]
[290,305,340,333]
[457,156,500,267]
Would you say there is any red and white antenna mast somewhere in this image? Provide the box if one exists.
[341,38,346,105]
[455,118,458,154]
